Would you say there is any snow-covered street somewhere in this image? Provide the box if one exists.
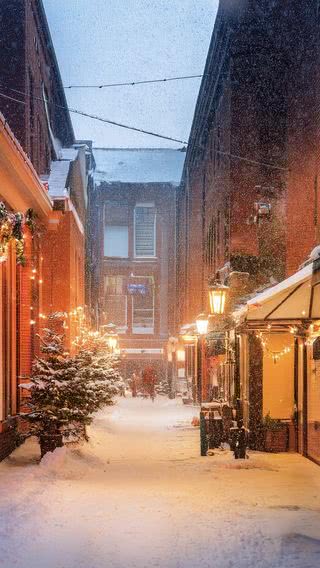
[0,397,320,568]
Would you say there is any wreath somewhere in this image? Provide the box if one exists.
[0,202,36,265]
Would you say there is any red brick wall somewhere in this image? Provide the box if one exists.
[42,211,85,349]
[286,3,320,275]
[0,0,74,175]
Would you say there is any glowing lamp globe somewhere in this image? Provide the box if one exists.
[208,281,229,315]
[196,313,209,335]
[176,349,186,362]
[108,335,118,350]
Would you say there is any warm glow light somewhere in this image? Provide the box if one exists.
[208,281,229,315]
[38,279,43,284]
[108,336,118,350]
[181,334,197,342]
[176,348,186,362]
[30,320,36,325]
[196,313,209,335]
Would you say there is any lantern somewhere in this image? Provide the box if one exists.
[107,334,118,351]
[195,313,209,335]
[176,348,186,362]
[208,280,229,315]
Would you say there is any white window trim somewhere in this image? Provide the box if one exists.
[134,204,157,259]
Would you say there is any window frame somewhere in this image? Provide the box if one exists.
[133,203,157,259]
[104,224,129,259]
[131,276,155,334]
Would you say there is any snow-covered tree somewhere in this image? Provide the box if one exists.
[21,326,123,457]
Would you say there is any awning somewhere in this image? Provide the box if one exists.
[245,262,320,322]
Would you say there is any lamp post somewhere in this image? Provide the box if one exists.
[101,322,119,354]
[167,337,178,399]
[195,314,209,404]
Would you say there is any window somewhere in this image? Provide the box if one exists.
[132,276,154,334]
[134,205,156,257]
[104,225,128,257]
[105,276,127,331]
[104,200,129,258]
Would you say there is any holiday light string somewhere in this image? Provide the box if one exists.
[255,331,292,364]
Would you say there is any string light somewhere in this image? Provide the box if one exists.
[255,331,292,364]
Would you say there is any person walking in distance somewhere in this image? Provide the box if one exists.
[130,372,138,398]
[142,366,157,402]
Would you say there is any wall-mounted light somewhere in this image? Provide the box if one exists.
[176,348,186,362]
[208,280,229,315]
[195,313,209,335]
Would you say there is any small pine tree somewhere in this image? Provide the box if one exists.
[21,327,123,457]
[156,376,171,397]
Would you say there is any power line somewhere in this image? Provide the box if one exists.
[217,150,288,172]
[0,90,188,145]
[0,88,289,172]
[64,74,205,89]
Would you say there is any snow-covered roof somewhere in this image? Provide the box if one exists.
[47,159,71,198]
[47,147,83,199]
[93,148,185,185]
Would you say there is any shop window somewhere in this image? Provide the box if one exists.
[134,205,156,257]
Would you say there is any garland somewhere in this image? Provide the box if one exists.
[0,202,36,265]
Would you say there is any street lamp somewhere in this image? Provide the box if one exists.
[101,322,119,353]
[196,313,209,335]
[195,313,209,404]
[208,280,229,315]
[107,334,119,351]
[176,348,186,362]
[167,336,178,399]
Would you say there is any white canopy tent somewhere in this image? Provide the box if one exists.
[240,262,320,323]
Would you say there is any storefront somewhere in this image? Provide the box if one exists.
[235,260,320,463]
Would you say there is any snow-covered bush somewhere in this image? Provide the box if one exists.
[21,327,123,457]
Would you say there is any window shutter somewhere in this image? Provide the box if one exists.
[135,207,156,256]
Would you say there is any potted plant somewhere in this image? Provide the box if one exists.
[263,413,288,452]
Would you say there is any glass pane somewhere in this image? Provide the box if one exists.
[104,225,128,257]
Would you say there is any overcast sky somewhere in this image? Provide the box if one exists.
[43,0,218,148]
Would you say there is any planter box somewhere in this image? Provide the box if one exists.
[264,427,288,452]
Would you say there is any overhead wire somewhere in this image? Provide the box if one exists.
[64,74,205,89]
[0,87,289,172]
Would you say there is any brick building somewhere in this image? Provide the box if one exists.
[0,113,52,460]
[177,0,288,332]
[93,148,185,383]
[0,0,97,459]
[0,0,74,175]
[42,143,95,349]
[177,0,320,461]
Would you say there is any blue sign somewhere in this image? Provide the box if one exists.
[127,283,147,295]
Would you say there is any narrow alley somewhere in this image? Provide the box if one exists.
[0,397,319,568]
